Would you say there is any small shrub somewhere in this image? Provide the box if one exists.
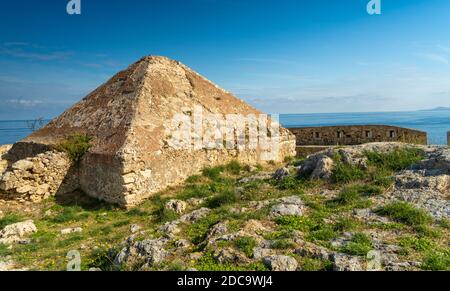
[235,236,257,257]
[224,161,242,175]
[332,185,377,208]
[438,218,450,230]
[334,187,361,205]
[202,166,225,181]
[301,257,333,271]
[331,162,366,184]
[56,133,92,163]
[185,214,222,245]
[0,243,12,257]
[421,249,450,271]
[186,175,201,183]
[155,206,178,223]
[273,175,304,190]
[87,246,120,271]
[398,236,435,252]
[376,202,432,226]
[206,190,238,209]
[370,167,395,187]
[333,218,360,232]
[341,233,373,256]
[270,239,296,250]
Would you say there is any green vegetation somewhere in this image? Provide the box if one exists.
[365,148,425,172]
[340,233,373,256]
[235,236,257,257]
[1,149,447,271]
[299,257,333,271]
[56,133,92,163]
[0,213,23,230]
[194,252,268,271]
[375,202,432,226]
[421,249,450,271]
[331,162,366,184]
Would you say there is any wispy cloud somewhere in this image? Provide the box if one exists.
[238,57,299,65]
[0,42,71,61]
[415,52,449,64]
[437,44,450,54]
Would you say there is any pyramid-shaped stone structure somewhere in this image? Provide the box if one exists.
[5,56,296,207]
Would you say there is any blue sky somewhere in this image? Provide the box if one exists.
[1,0,450,119]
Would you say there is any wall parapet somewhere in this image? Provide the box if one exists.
[288,125,427,146]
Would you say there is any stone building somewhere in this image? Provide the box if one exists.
[288,125,427,157]
[289,125,427,146]
[1,56,296,207]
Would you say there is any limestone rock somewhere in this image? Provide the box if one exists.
[11,160,34,171]
[263,255,298,271]
[0,220,37,245]
[115,238,168,267]
[332,253,363,271]
[310,156,334,179]
[165,199,187,214]
[273,167,290,181]
[270,196,304,217]
[61,227,83,235]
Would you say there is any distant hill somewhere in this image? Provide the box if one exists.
[421,107,450,111]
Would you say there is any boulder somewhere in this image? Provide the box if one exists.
[273,167,290,181]
[0,220,37,245]
[60,227,83,235]
[165,199,188,215]
[115,238,168,268]
[263,255,298,271]
[332,253,363,271]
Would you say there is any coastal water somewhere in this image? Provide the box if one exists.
[280,110,450,145]
[0,110,449,145]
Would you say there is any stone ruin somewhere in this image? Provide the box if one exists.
[0,56,296,207]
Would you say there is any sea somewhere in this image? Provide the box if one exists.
[0,110,449,145]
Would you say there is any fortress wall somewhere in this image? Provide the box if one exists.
[288,125,427,146]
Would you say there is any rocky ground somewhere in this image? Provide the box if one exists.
[0,142,449,271]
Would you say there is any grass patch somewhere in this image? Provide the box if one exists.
[206,189,238,209]
[421,249,450,271]
[300,257,333,271]
[0,213,23,230]
[234,236,257,257]
[47,206,90,223]
[398,236,435,253]
[56,133,92,163]
[224,160,242,175]
[270,239,296,250]
[329,185,376,209]
[365,148,425,172]
[0,243,12,257]
[185,214,223,245]
[202,166,225,181]
[275,215,338,243]
[341,233,373,256]
[333,218,361,232]
[194,252,268,271]
[375,202,432,226]
[331,161,366,184]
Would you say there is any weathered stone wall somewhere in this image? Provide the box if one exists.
[288,125,427,146]
[0,151,77,203]
[0,145,12,175]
